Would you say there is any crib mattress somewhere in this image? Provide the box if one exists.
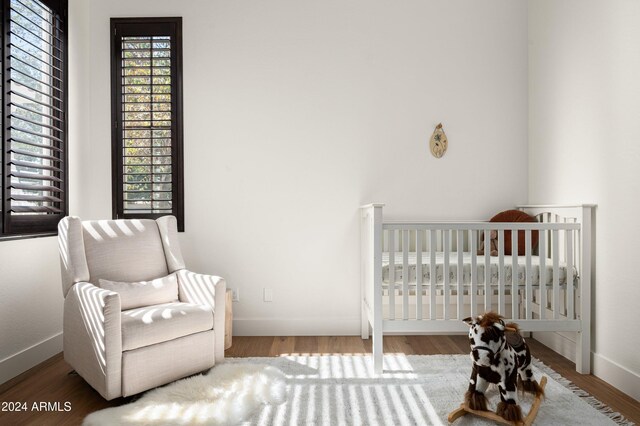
[382,252,576,287]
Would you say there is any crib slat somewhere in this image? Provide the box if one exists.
[402,230,409,320]
[470,230,478,317]
[567,229,574,319]
[416,231,423,320]
[388,230,395,320]
[484,230,491,312]
[498,230,505,315]
[457,230,464,319]
[539,231,547,319]
[525,230,532,320]
[552,230,560,319]
[430,230,437,320]
[512,230,518,320]
[443,230,450,320]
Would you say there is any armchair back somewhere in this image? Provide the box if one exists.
[58,216,185,297]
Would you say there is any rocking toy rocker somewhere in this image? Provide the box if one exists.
[448,312,547,426]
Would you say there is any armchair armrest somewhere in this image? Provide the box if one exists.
[64,282,122,400]
[176,270,226,362]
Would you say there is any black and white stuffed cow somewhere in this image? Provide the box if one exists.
[463,312,544,423]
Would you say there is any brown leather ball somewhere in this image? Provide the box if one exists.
[490,210,539,256]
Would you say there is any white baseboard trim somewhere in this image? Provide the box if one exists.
[0,333,62,386]
[532,331,576,363]
[233,317,360,336]
[593,352,640,401]
[532,331,639,401]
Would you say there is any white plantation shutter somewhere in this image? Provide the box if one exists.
[111,18,184,231]
[2,0,67,236]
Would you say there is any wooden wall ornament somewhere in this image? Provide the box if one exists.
[429,123,448,158]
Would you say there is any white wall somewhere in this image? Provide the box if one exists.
[80,0,528,335]
[0,0,89,384]
[528,0,640,399]
[0,237,62,384]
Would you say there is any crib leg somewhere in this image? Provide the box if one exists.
[373,325,383,374]
[361,300,370,339]
[576,329,591,373]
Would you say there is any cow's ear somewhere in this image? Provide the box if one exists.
[494,321,505,331]
[463,317,473,326]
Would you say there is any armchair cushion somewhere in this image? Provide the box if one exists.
[99,273,178,310]
[121,302,213,351]
[81,219,168,285]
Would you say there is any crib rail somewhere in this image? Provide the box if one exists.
[381,221,579,323]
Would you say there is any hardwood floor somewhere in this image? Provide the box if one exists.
[1,336,638,425]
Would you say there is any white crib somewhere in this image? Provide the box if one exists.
[360,203,594,375]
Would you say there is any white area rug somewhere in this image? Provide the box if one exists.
[85,354,634,426]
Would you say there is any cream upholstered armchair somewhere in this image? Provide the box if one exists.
[58,215,225,400]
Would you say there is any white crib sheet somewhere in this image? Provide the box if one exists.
[382,252,576,287]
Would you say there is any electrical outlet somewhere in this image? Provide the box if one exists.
[231,288,240,302]
[263,288,273,302]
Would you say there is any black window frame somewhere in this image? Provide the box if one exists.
[0,0,69,239]
[110,17,184,231]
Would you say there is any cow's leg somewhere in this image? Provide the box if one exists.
[496,367,523,422]
[465,366,488,411]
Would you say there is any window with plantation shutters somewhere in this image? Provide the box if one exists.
[111,18,184,231]
[1,0,68,237]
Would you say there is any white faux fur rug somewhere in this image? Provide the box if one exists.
[83,364,287,426]
[85,354,634,426]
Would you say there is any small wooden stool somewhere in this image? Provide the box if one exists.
[448,376,547,426]
[224,289,233,349]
